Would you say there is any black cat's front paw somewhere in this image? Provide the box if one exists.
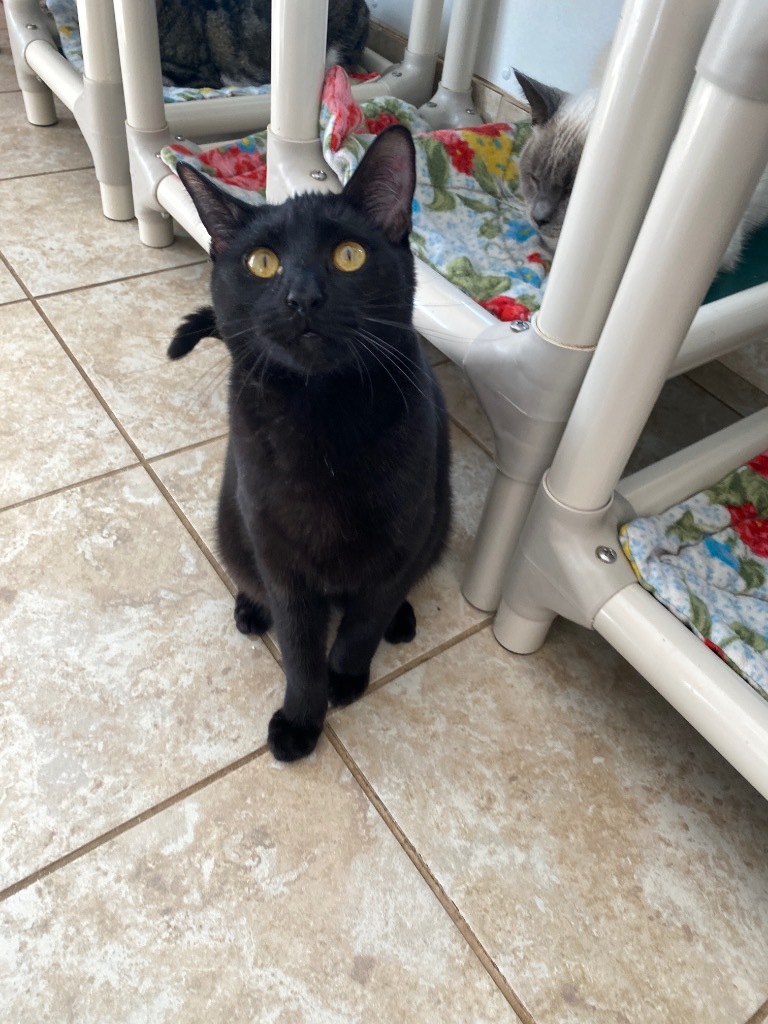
[267,709,322,762]
[328,667,370,707]
[384,600,416,644]
[234,591,272,635]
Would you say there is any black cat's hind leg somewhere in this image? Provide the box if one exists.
[383,600,416,644]
[234,591,272,635]
[328,592,414,707]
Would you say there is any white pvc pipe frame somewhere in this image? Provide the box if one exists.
[129,0,768,615]
[4,0,133,220]
[497,0,768,799]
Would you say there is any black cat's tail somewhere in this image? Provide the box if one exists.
[168,305,220,360]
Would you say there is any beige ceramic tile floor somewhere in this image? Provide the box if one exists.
[2,22,768,1024]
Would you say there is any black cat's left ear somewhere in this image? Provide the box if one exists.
[176,162,255,259]
[343,125,416,244]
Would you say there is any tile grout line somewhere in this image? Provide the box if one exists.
[0,461,138,515]
[325,722,538,1024]
[448,410,494,459]
[0,246,207,303]
[0,745,269,905]
[681,369,752,421]
[0,433,229,517]
[1,162,95,182]
[354,613,494,703]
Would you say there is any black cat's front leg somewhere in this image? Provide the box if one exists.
[266,590,331,762]
[328,591,415,707]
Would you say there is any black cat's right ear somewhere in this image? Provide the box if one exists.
[514,70,568,126]
[176,162,255,258]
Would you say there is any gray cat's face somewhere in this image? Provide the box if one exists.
[515,71,595,251]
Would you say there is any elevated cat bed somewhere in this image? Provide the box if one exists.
[621,451,768,701]
[161,67,549,322]
[44,0,377,104]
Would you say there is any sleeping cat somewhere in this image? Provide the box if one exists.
[168,126,452,762]
[515,69,768,272]
[157,0,369,88]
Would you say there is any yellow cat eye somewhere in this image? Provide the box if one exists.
[332,241,366,273]
[247,247,281,279]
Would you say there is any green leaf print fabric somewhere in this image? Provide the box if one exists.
[621,451,768,699]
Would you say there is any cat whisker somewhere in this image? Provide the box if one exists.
[354,328,434,404]
[351,332,410,413]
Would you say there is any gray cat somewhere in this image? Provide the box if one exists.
[157,0,370,88]
[515,69,768,272]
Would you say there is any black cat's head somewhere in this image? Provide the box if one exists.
[176,126,417,377]
[514,70,597,250]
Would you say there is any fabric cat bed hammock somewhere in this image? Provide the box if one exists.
[43,0,378,104]
[622,452,768,700]
[161,67,550,322]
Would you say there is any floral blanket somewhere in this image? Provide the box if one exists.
[161,66,549,321]
[621,452,768,700]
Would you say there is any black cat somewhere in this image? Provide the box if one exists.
[169,127,451,761]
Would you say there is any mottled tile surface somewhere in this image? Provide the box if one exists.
[0,92,92,180]
[0,168,205,295]
[686,360,768,418]
[0,259,24,304]
[0,468,285,887]
[331,625,768,1024]
[0,22,21,92]
[0,750,517,1023]
[39,263,227,457]
[722,339,768,397]
[0,301,135,508]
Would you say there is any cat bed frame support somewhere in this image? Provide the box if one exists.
[494,0,768,800]
[111,0,485,246]
[4,0,133,220]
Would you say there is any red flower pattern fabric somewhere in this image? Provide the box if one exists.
[479,296,531,321]
[748,453,768,478]
[727,502,768,558]
[365,111,401,135]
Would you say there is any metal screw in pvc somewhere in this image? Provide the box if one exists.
[595,546,618,564]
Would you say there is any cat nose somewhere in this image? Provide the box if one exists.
[286,276,325,316]
[532,203,553,228]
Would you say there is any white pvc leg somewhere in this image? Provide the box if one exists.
[459,0,720,615]
[461,473,537,612]
[113,0,175,245]
[4,0,58,124]
[419,0,484,128]
[267,0,339,203]
[537,0,718,349]
[547,78,768,512]
[78,0,133,220]
[376,0,441,107]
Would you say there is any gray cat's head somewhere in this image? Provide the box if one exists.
[515,71,597,251]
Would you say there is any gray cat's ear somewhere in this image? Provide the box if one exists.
[176,162,255,258]
[514,70,568,126]
[343,125,416,244]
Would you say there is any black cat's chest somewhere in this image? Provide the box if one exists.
[227,375,423,587]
